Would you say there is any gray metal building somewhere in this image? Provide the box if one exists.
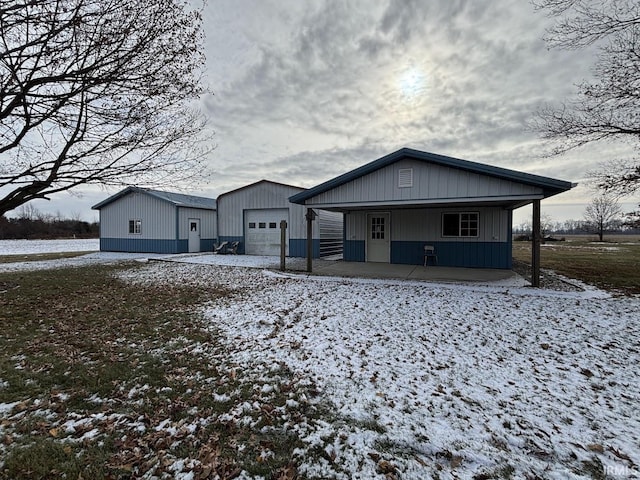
[290,148,574,268]
[92,187,217,254]
[217,179,342,257]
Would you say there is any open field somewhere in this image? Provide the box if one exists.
[0,238,99,256]
[513,236,640,295]
[1,259,639,479]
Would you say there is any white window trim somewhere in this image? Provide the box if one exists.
[129,219,142,235]
[441,212,479,238]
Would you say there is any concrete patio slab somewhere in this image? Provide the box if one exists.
[157,253,526,286]
[289,259,522,284]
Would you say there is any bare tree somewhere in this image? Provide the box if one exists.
[0,0,210,216]
[533,0,640,195]
[540,212,555,237]
[623,206,640,229]
[583,194,622,241]
[16,203,41,220]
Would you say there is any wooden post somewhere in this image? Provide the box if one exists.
[279,220,287,271]
[305,208,316,273]
[532,199,541,287]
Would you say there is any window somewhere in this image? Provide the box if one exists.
[370,216,385,240]
[460,213,478,237]
[442,212,478,237]
[269,222,277,229]
[248,222,256,229]
[398,168,413,188]
[128,219,141,234]
[258,222,266,229]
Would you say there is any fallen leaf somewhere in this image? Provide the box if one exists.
[275,462,298,480]
[377,460,397,474]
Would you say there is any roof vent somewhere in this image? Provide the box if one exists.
[398,168,413,188]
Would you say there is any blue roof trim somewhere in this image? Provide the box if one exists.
[92,186,216,210]
[217,179,303,200]
[289,148,575,204]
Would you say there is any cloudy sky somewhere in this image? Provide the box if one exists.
[18,0,638,224]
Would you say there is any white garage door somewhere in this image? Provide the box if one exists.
[245,209,289,255]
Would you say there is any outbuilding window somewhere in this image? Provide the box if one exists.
[442,212,478,237]
[128,219,142,234]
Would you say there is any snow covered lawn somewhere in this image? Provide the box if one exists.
[119,262,640,479]
[0,238,99,255]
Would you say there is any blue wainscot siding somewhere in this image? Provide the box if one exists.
[343,240,511,268]
[102,238,216,254]
[289,239,320,258]
[391,241,511,269]
[343,240,365,262]
[218,236,245,254]
[101,238,182,254]
[200,238,216,252]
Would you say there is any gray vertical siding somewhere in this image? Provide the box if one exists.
[305,159,543,206]
[217,181,327,258]
[218,182,306,238]
[99,192,176,239]
[178,207,217,240]
[389,207,509,243]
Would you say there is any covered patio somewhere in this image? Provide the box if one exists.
[290,148,575,286]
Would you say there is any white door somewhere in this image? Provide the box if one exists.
[367,213,390,262]
[188,218,200,252]
[245,209,289,255]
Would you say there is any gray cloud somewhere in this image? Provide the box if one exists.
[30,0,637,220]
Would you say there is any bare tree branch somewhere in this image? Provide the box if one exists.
[533,0,640,48]
[533,0,640,195]
[0,0,212,216]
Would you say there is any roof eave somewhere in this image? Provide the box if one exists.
[91,186,139,209]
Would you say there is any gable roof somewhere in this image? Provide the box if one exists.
[92,186,216,210]
[289,148,576,204]
[217,179,304,200]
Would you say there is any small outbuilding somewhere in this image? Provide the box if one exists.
[290,148,575,269]
[92,187,217,254]
[217,179,342,257]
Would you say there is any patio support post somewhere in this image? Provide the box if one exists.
[305,208,317,273]
[532,199,541,287]
[280,220,287,271]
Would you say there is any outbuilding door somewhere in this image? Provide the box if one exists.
[245,209,289,255]
[367,213,390,262]
[188,218,200,252]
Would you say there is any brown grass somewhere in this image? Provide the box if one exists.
[0,263,326,479]
[513,237,640,295]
